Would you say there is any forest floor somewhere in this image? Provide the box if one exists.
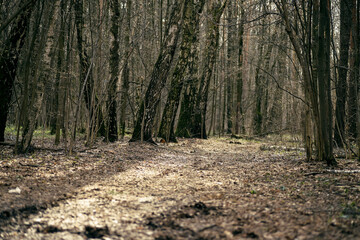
[0,135,360,239]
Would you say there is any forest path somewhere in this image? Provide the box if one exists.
[1,137,359,239]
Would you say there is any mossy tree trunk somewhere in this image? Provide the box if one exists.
[176,19,202,138]
[130,0,187,143]
[158,0,205,142]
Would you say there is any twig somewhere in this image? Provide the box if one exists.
[19,162,40,168]
[305,169,360,176]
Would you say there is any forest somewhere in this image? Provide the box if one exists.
[0,0,360,239]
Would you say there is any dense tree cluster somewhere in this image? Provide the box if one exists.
[0,0,359,164]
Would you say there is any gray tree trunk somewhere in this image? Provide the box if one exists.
[130,0,187,142]
[158,0,205,142]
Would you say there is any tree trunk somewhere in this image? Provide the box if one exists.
[260,34,275,133]
[317,0,336,165]
[0,3,34,142]
[176,11,202,138]
[19,2,56,153]
[75,0,91,116]
[253,27,265,136]
[74,0,105,141]
[55,0,67,145]
[335,0,352,147]
[304,87,313,161]
[226,0,235,134]
[357,0,360,160]
[276,0,336,165]
[235,4,244,135]
[158,0,205,142]
[208,72,217,136]
[119,0,131,139]
[191,0,228,139]
[130,0,187,142]
[348,0,358,141]
[107,0,120,142]
[267,46,285,132]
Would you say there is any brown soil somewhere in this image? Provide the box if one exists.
[0,137,359,239]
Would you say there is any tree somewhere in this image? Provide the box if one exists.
[158,0,206,142]
[119,0,132,138]
[348,0,358,142]
[317,0,335,164]
[334,0,353,148]
[235,2,245,135]
[253,19,275,136]
[17,1,57,153]
[0,1,35,142]
[179,0,227,139]
[130,0,187,143]
[74,0,106,144]
[55,0,68,145]
[107,0,120,142]
[274,0,337,165]
[357,0,360,160]
[226,0,236,134]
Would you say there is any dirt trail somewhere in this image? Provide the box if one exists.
[1,138,359,239]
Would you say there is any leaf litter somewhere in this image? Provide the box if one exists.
[0,137,359,239]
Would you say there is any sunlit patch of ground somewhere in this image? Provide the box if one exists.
[1,137,359,239]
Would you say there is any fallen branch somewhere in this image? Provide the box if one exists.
[0,142,15,146]
[304,169,360,176]
[19,162,41,168]
[260,145,305,152]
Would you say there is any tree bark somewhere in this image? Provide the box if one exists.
[158,0,205,142]
[317,0,336,165]
[130,0,187,142]
[119,0,132,139]
[276,0,337,165]
[74,0,106,141]
[348,0,358,141]
[19,2,56,153]
[253,24,266,136]
[226,0,236,134]
[191,0,228,139]
[335,0,352,147]
[55,0,67,145]
[0,2,34,142]
[235,3,244,135]
[357,0,360,160]
[107,0,120,142]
